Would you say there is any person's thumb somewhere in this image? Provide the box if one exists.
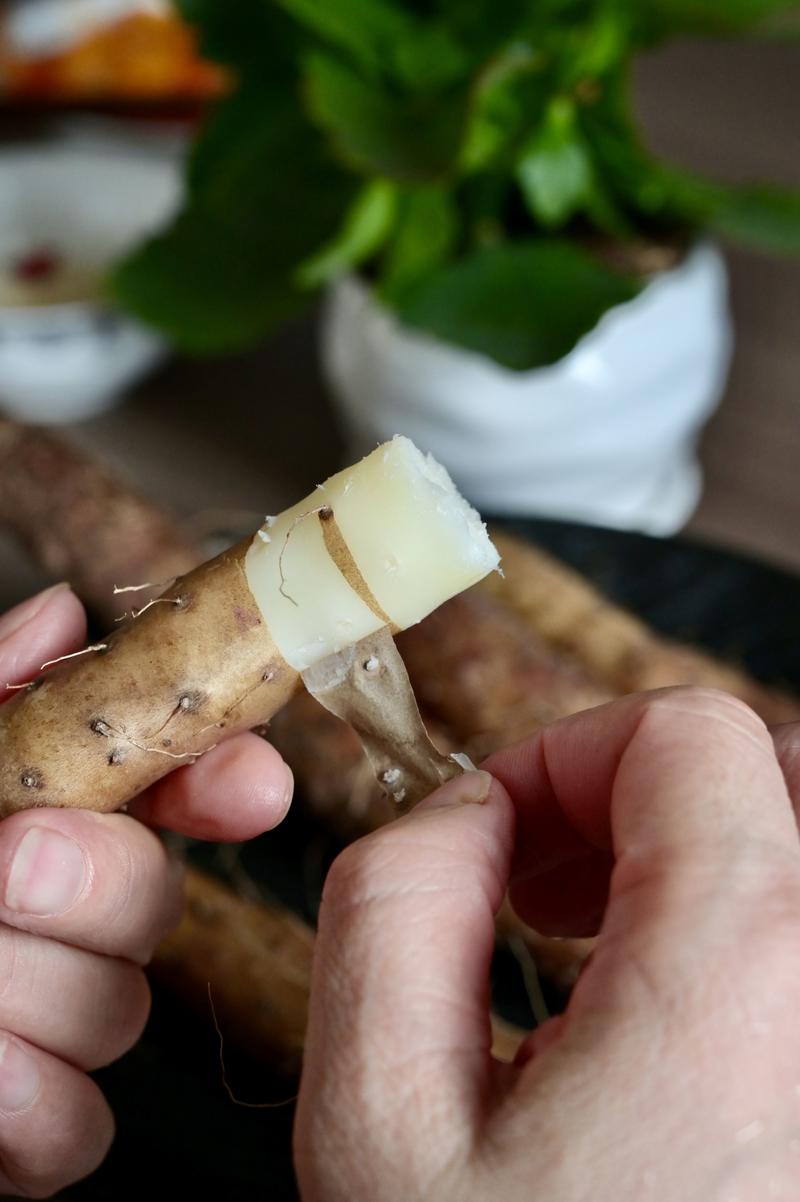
[504,691,800,1091]
[296,769,514,1201]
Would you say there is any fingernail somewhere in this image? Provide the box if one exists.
[5,827,87,916]
[424,770,493,809]
[0,583,71,641]
[0,1036,40,1113]
[282,765,295,808]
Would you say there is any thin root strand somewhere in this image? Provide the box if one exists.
[9,644,108,682]
[39,643,108,672]
[97,717,214,762]
[113,579,175,595]
[278,505,334,607]
[116,596,184,622]
[207,984,297,1109]
[197,670,274,736]
[508,934,550,1027]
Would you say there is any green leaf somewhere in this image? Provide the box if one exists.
[577,75,705,233]
[517,104,595,228]
[386,239,639,370]
[272,0,410,74]
[706,184,800,253]
[113,82,354,352]
[460,44,549,173]
[580,71,800,249]
[431,0,533,56]
[176,0,296,73]
[303,51,468,180]
[114,211,303,351]
[273,0,468,88]
[586,100,800,254]
[561,9,630,81]
[295,179,398,287]
[391,24,469,90]
[636,0,800,38]
[379,186,459,296]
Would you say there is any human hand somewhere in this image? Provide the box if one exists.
[296,687,800,1202]
[0,584,294,1197]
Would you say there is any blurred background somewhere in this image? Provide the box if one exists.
[0,0,797,577]
[0,4,798,1199]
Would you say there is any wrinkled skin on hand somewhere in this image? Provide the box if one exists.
[296,687,800,1202]
[0,585,294,1197]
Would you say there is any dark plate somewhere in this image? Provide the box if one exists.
[58,520,800,1202]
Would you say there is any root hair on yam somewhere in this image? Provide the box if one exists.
[115,596,185,622]
[196,667,279,737]
[88,714,213,762]
[113,579,176,595]
[5,642,109,690]
[207,983,297,1110]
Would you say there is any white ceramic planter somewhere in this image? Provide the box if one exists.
[320,244,733,535]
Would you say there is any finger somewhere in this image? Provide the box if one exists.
[0,925,149,1069]
[129,730,294,841]
[0,808,184,963]
[773,722,800,804]
[0,585,87,698]
[0,1032,114,1197]
[296,771,514,1199]
[498,689,800,1131]
[511,848,614,937]
[485,688,799,939]
[576,688,800,1031]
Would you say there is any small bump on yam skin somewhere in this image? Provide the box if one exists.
[0,539,302,816]
[176,691,206,714]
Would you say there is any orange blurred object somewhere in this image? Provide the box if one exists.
[0,2,228,101]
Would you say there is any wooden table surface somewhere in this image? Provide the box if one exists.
[5,38,800,595]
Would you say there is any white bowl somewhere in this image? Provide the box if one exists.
[0,142,182,423]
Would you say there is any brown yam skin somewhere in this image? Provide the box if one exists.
[0,538,300,816]
[397,589,614,756]
[485,532,800,724]
[269,689,397,838]
[0,421,200,621]
[152,868,314,1074]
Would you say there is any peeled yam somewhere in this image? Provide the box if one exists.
[0,437,498,816]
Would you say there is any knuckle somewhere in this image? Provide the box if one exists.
[93,818,173,958]
[323,821,499,920]
[641,686,770,747]
[88,837,136,949]
[323,834,400,910]
[2,1085,114,1197]
[0,928,21,1005]
[109,814,168,896]
[88,965,151,1068]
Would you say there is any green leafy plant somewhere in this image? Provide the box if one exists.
[114,0,800,370]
